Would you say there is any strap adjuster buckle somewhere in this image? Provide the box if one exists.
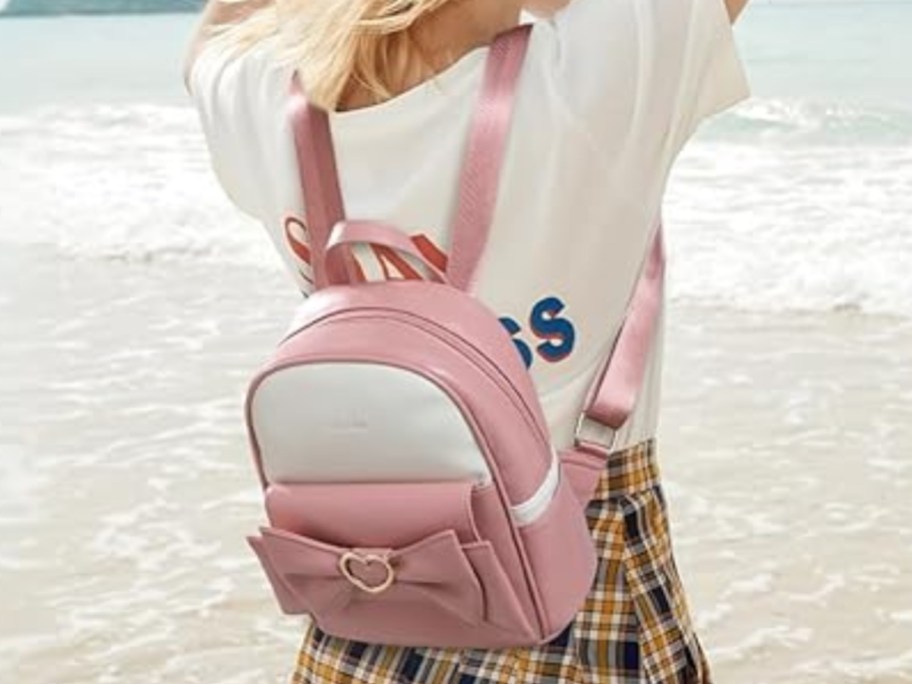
[573,412,619,456]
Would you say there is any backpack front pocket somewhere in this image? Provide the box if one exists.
[247,479,536,648]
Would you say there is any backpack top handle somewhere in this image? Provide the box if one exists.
[288,22,533,292]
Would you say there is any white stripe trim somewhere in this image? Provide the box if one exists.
[510,446,560,526]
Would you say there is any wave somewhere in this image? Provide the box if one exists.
[0,104,281,270]
[707,97,912,146]
[666,137,912,319]
[2,103,910,319]
[0,0,201,16]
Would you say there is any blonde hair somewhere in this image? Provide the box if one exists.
[204,0,457,112]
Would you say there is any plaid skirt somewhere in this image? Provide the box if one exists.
[290,437,711,683]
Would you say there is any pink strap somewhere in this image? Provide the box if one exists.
[287,22,659,451]
[288,22,532,293]
[446,23,532,292]
[324,220,452,287]
[576,217,666,451]
[288,74,356,290]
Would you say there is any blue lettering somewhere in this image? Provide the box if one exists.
[529,296,576,364]
[499,316,533,369]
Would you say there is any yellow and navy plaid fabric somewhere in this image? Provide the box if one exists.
[291,438,711,683]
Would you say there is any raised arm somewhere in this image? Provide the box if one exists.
[182,0,749,93]
[182,0,273,92]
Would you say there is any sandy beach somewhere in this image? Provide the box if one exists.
[2,243,910,682]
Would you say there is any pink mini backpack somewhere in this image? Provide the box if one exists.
[244,23,666,649]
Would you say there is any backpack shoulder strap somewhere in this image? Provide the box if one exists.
[575,217,666,455]
[446,22,533,292]
[288,22,532,292]
[288,74,355,290]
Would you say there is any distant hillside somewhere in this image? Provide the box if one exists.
[1,0,203,15]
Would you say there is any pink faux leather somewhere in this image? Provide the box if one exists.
[264,480,480,546]
[243,21,665,649]
[274,283,547,422]
[248,281,553,503]
[251,527,485,624]
[324,219,452,286]
[246,458,588,646]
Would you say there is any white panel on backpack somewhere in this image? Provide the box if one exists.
[250,362,493,485]
[511,445,559,526]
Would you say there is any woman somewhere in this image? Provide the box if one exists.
[183,0,751,681]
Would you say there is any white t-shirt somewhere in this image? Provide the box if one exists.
[188,0,751,453]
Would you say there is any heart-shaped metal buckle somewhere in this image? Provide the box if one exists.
[338,550,395,594]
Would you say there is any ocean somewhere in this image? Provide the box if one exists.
[1,4,911,683]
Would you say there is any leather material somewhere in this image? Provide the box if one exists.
[248,525,541,647]
[558,446,610,509]
[248,316,551,507]
[247,282,552,506]
[242,21,664,649]
[468,482,540,632]
[324,219,452,287]
[510,444,560,525]
[249,361,492,487]
[265,480,480,547]
[517,458,598,634]
[275,281,548,442]
[250,526,485,625]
